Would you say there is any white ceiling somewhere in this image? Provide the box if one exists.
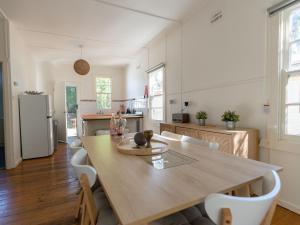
[0,0,204,66]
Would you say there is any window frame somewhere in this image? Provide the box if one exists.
[148,65,166,122]
[280,4,300,140]
[95,77,112,110]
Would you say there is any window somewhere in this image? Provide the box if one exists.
[149,66,165,121]
[96,77,112,110]
[281,5,300,137]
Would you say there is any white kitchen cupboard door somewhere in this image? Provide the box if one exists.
[54,81,67,143]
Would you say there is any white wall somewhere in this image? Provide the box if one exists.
[40,63,126,112]
[125,50,148,99]
[36,62,126,135]
[126,0,269,134]
[36,62,54,95]
[182,0,268,130]
[124,0,300,214]
[8,22,37,167]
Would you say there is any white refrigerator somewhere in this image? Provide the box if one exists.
[19,95,54,159]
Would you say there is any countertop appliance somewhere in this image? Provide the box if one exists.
[172,113,190,123]
[19,95,54,159]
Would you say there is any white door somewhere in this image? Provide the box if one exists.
[54,82,67,143]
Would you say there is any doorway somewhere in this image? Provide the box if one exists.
[0,63,5,169]
[66,86,78,137]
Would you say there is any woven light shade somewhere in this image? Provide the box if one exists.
[74,59,90,76]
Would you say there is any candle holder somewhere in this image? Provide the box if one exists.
[143,130,153,148]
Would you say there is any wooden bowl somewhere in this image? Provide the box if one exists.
[117,138,168,156]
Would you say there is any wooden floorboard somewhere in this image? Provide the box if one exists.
[0,143,299,225]
[0,144,79,225]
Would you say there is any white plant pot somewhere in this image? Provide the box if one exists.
[226,121,236,130]
[198,119,206,126]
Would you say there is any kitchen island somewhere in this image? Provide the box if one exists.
[81,114,143,136]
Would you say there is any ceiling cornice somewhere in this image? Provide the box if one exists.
[17,27,147,49]
[28,45,137,59]
[91,0,181,23]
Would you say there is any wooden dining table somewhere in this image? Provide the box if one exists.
[81,134,282,225]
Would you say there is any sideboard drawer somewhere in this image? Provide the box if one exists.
[160,122,259,160]
[175,127,197,137]
[176,128,232,153]
[160,123,176,134]
[201,132,233,154]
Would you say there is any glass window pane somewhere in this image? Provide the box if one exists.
[289,41,300,69]
[149,68,163,96]
[286,75,300,104]
[151,96,163,108]
[151,108,163,121]
[290,9,300,41]
[96,93,112,109]
[96,78,112,109]
[148,67,164,121]
[96,78,112,92]
[285,105,300,136]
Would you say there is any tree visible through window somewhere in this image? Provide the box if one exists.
[96,78,112,110]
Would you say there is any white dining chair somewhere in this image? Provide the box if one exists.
[203,170,281,225]
[181,135,220,151]
[160,170,281,225]
[80,173,192,225]
[69,139,83,155]
[71,148,97,187]
[161,131,183,141]
[181,135,208,145]
[79,174,118,225]
[72,148,101,220]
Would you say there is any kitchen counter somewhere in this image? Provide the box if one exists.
[81,114,143,121]
[81,114,143,136]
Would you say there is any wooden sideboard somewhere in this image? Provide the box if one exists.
[160,123,259,160]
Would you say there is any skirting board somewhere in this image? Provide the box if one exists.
[14,157,22,168]
[6,156,22,169]
[279,199,300,215]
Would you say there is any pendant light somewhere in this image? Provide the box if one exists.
[74,45,90,76]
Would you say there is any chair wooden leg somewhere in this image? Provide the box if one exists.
[75,190,84,219]
[81,203,86,225]
[83,209,91,225]
[260,199,278,225]
[222,208,232,225]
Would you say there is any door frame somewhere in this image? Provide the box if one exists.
[65,83,79,137]
[0,63,5,168]
[1,16,18,169]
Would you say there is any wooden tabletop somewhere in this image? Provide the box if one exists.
[81,114,143,121]
[82,135,282,225]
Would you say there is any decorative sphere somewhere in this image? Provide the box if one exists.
[134,132,146,146]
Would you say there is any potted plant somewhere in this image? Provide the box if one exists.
[221,110,240,130]
[196,111,208,126]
